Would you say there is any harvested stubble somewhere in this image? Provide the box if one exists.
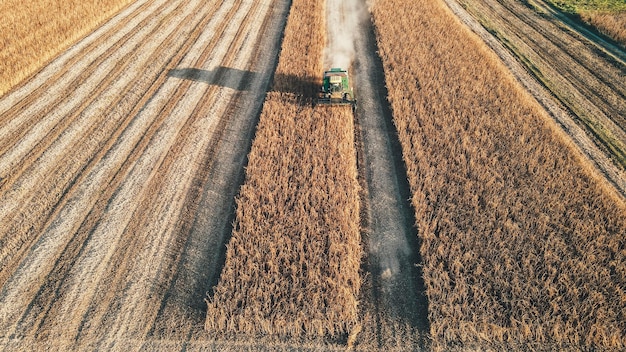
[205,0,362,339]
[372,0,626,349]
[0,0,134,97]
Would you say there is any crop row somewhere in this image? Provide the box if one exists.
[372,0,626,349]
[205,0,362,339]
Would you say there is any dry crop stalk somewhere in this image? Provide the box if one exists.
[581,11,626,46]
[205,0,363,339]
[0,0,136,97]
[372,0,626,349]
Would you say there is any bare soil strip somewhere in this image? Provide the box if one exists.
[454,0,626,180]
[339,0,430,349]
[0,0,289,349]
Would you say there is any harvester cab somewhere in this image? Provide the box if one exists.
[318,68,356,108]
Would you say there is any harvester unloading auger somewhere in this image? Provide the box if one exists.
[318,68,356,109]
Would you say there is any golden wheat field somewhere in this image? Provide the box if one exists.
[206,99,362,338]
[205,0,362,339]
[372,0,626,349]
[0,0,136,97]
[1,0,625,350]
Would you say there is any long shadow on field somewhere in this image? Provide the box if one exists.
[169,67,319,99]
[146,1,299,341]
[168,67,259,91]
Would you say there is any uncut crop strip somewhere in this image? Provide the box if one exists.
[372,0,626,349]
[207,102,362,338]
[206,0,362,339]
[0,0,137,97]
[581,11,626,46]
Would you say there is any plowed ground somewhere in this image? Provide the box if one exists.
[0,0,289,349]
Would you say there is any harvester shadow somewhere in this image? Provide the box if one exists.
[168,67,320,101]
[270,73,319,99]
[168,66,259,91]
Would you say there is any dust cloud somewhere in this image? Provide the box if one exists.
[323,0,370,70]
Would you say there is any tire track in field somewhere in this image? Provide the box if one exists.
[0,0,229,339]
[344,0,430,347]
[0,0,201,290]
[0,3,229,332]
[0,0,268,346]
[510,0,626,102]
[531,0,626,63]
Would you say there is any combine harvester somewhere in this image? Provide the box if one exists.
[318,68,356,109]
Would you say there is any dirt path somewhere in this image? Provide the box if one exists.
[444,0,626,199]
[0,0,288,349]
[325,0,430,348]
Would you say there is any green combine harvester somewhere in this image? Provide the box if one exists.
[318,68,356,108]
